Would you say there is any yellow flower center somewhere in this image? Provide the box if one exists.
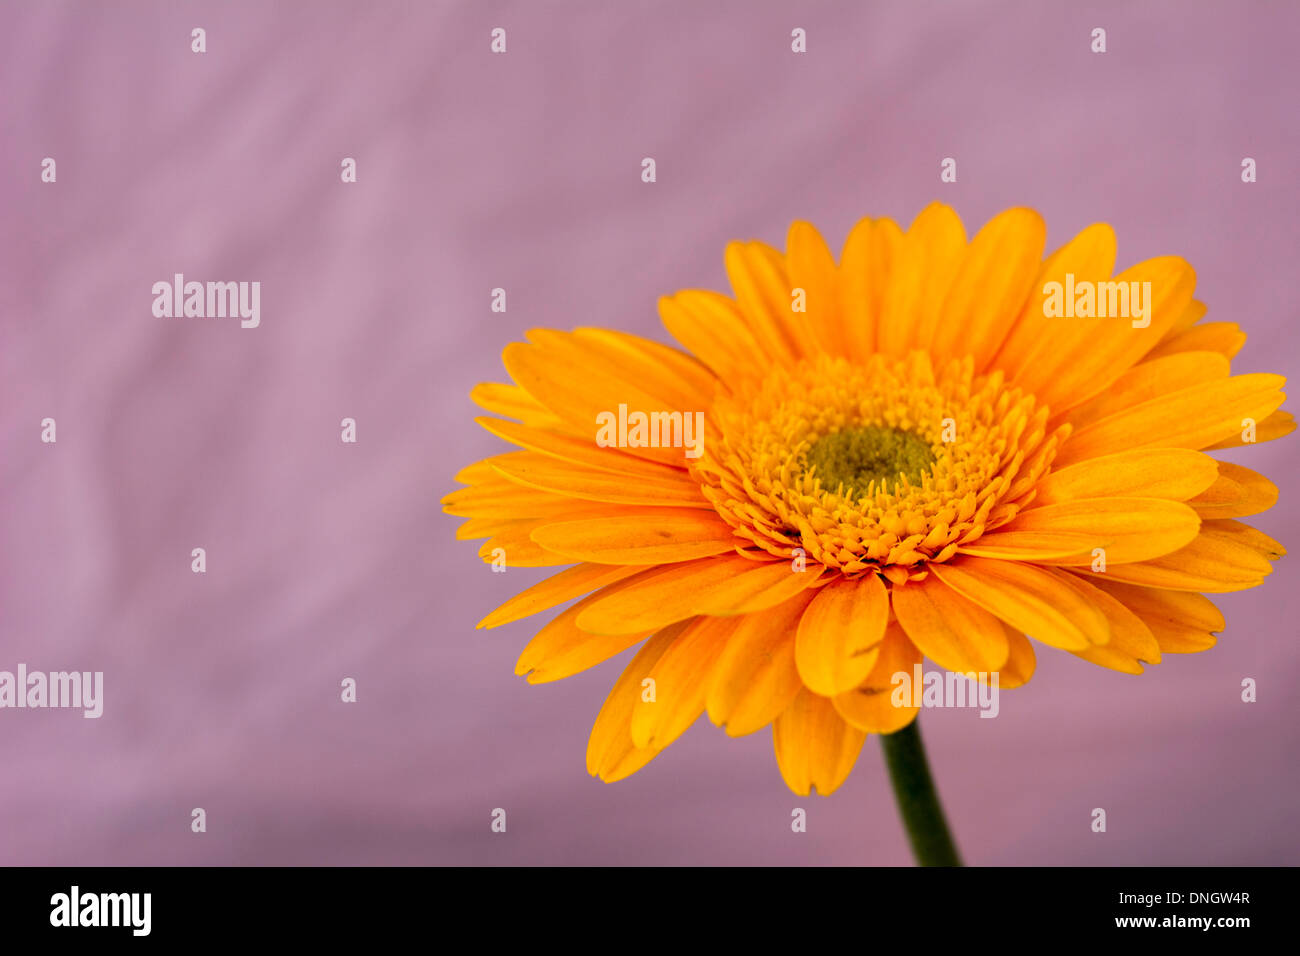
[692,352,1065,582]
[804,425,937,495]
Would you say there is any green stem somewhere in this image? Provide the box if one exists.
[880,719,963,866]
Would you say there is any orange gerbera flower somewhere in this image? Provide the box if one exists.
[443,203,1289,802]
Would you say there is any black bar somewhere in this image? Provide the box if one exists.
[0,866,1284,942]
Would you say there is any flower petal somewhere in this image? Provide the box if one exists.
[992,625,1036,688]
[996,222,1117,379]
[994,497,1202,565]
[794,574,889,696]
[957,530,1101,561]
[632,615,740,749]
[785,221,845,357]
[1199,518,1285,560]
[442,475,602,518]
[1204,409,1294,449]
[1053,572,1161,674]
[832,622,922,733]
[476,524,573,567]
[502,336,698,466]
[930,207,1046,371]
[892,573,1011,673]
[1020,256,1198,411]
[1157,299,1207,342]
[1098,530,1274,592]
[930,557,1109,650]
[707,592,818,736]
[586,625,684,782]
[530,509,740,564]
[1061,351,1230,433]
[724,240,802,365]
[877,202,967,357]
[490,451,711,508]
[515,591,654,684]
[575,555,823,635]
[470,381,569,430]
[478,562,645,629]
[1053,374,1287,466]
[570,327,719,406]
[1187,462,1279,519]
[838,216,904,363]
[1089,578,1223,654]
[1032,448,1219,505]
[476,416,692,479]
[529,326,717,416]
[1146,322,1246,362]
[660,289,766,384]
[773,687,867,796]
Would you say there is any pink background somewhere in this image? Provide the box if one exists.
[2,0,1297,865]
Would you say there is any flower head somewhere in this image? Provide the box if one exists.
[444,203,1289,795]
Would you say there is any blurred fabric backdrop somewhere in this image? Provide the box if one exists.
[2,0,1297,865]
